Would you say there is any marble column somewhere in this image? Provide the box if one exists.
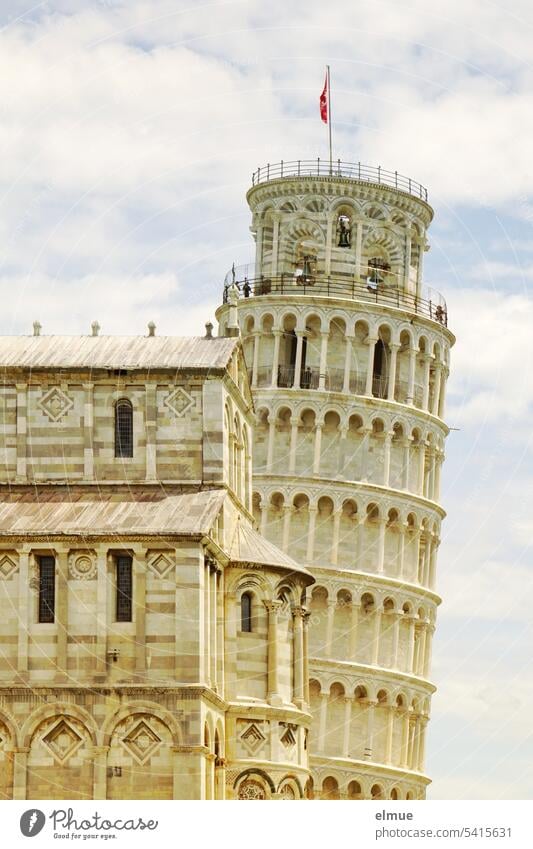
[264,600,283,704]
[318,331,329,391]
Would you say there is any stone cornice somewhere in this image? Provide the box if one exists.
[309,753,431,785]
[309,656,437,695]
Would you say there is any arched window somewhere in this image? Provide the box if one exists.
[241,592,253,632]
[115,399,133,458]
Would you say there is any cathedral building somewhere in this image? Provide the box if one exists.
[0,331,314,800]
[0,158,453,801]
[216,159,454,800]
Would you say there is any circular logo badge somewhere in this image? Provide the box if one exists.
[20,809,46,837]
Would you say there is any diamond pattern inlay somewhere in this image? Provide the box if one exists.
[240,723,266,754]
[38,387,74,422]
[0,555,18,579]
[147,553,174,579]
[121,720,162,765]
[42,719,83,763]
[163,387,194,418]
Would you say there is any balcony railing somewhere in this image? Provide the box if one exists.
[247,366,425,406]
[250,159,429,202]
[223,272,448,326]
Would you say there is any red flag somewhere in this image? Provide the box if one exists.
[320,73,328,124]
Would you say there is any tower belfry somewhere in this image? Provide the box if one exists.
[217,158,454,800]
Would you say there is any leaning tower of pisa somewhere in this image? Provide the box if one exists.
[216,159,454,800]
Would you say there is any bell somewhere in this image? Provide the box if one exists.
[301,255,313,280]
[338,222,350,247]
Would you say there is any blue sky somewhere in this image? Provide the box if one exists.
[0,0,532,799]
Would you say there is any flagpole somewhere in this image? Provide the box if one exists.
[327,64,333,174]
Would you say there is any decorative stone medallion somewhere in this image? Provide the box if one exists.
[0,554,18,580]
[121,720,162,765]
[146,551,175,579]
[238,779,266,800]
[38,387,74,422]
[68,551,97,580]
[42,719,83,763]
[163,386,194,418]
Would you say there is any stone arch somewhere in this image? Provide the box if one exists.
[321,775,340,800]
[234,768,275,800]
[0,714,16,799]
[277,774,304,799]
[22,702,98,749]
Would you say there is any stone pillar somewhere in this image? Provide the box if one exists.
[217,570,225,695]
[312,422,323,475]
[364,700,377,760]
[359,428,371,481]
[134,548,147,674]
[331,509,342,566]
[402,438,411,490]
[251,332,260,388]
[318,331,329,391]
[55,549,68,679]
[95,548,108,676]
[401,711,410,768]
[404,231,412,289]
[407,347,417,404]
[210,564,218,690]
[12,747,29,799]
[407,616,416,673]
[438,368,449,418]
[418,717,428,771]
[422,533,432,585]
[293,330,305,389]
[391,613,401,668]
[382,433,392,487]
[271,213,281,276]
[325,214,334,275]
[325,600,336,658]
[342,334,354,394]
[16,382,27,481]
[292,606,305,706]
[343,697,353,757]
[424,626,434,678]
[429,538,439,589]
[422,356,432,410]
[270,330,281,388]
[418,442,426,496]
[83,381,94,479]
[266,416,276,472]
[356,514,366,570]
[306,506,317,562]
[432,365,442,416]
[318,692,329,751]
[387,344,399,400]
[17,550,30,674]
[385,707,395,764]
[288,417,299,473]
[416,239,425,299]
[349,602,360,660]
[338,426,348,477]
[254,222,264,276]
[376,519,386,574]
[92,746,109,800]
[412,718,421,771]
[365,338,377,396]
[145,382,157,481]
[282,505,292,551]
[260,496,268,538]
[371,609,382,666]
[354,220,363,279]
[418,623,428,677]
[264,600,282,704]
[398,525,406,580]
[302,610,310,704]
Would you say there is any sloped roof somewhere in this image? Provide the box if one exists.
[0,335,238,371]
[0,488,226,537]
[229,518,312,577]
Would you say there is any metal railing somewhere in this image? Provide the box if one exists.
[223,272,448,326]
[247,365,427,407]
[250,159,429,202]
